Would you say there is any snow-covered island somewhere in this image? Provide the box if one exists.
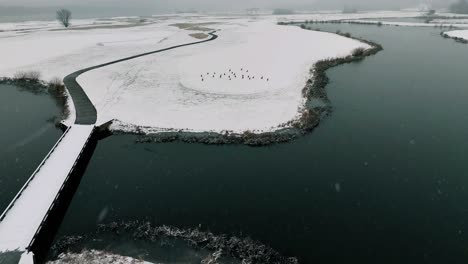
[0,14,376,143]
[443,29,468,43]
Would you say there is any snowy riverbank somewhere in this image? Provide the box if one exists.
[443,30,468,42]
[77,19,369,134]
[0,14,373,137]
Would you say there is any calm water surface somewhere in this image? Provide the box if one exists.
[5,24,468,263]
[0,84,62,212]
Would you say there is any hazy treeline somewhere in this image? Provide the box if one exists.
[450,0,468,14]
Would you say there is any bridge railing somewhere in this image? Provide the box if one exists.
[0,126,72,223]
[27,126,95,249]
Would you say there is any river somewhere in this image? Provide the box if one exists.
[0,84,62,213]
[3,23,468,263]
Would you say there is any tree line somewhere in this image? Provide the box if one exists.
[451,0,468,14]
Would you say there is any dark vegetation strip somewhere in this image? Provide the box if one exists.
[291,19,468,45]
[441,32,468,44]
[50,221,299,264]
[287,19,461,30]
[135,23,382,146]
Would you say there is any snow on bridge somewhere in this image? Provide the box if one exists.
[0,125,94,254]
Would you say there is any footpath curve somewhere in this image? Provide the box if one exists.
[64,31,218,125]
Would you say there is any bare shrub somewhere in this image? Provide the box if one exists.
[56,9,72,28]
[13,70,41,81]
[49,77,63,88]
[48,77,70,120]
[352,47,366,57]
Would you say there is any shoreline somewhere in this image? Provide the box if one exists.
[105,26,383,146]
[441,31,468,44]
[0,77,70,126]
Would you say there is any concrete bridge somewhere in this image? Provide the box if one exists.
[0,32,218,264]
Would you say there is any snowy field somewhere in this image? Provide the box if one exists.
[0,12,405,134]
[444,30,468,40]
[76,19,368,133]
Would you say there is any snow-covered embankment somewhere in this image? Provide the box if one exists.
[77,20,369,135]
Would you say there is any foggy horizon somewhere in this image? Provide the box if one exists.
[0,0,453,12]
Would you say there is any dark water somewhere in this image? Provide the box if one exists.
[359,17,427,23]
[0,84,62,212]
[49,25,468,263]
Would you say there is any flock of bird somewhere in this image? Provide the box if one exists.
[200,68,270,82]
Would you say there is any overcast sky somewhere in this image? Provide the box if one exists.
[0,0,450,11]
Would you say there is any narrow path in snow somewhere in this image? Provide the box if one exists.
[64,31,219,125]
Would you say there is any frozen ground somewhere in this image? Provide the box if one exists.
[77,19,368,133]
[444,30,468,40]
[0,13,373,134]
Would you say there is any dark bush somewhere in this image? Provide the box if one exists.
[49,77,63,88]
[352,47,366,57]
[13,70,41,81]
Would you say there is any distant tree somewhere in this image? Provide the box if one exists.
[450,0,468,14]
[427,9,436,16]
[56,9,72,28]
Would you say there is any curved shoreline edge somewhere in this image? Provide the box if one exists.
[128,25,383,146]
[49,221,299,264]
[441,32,468,44]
